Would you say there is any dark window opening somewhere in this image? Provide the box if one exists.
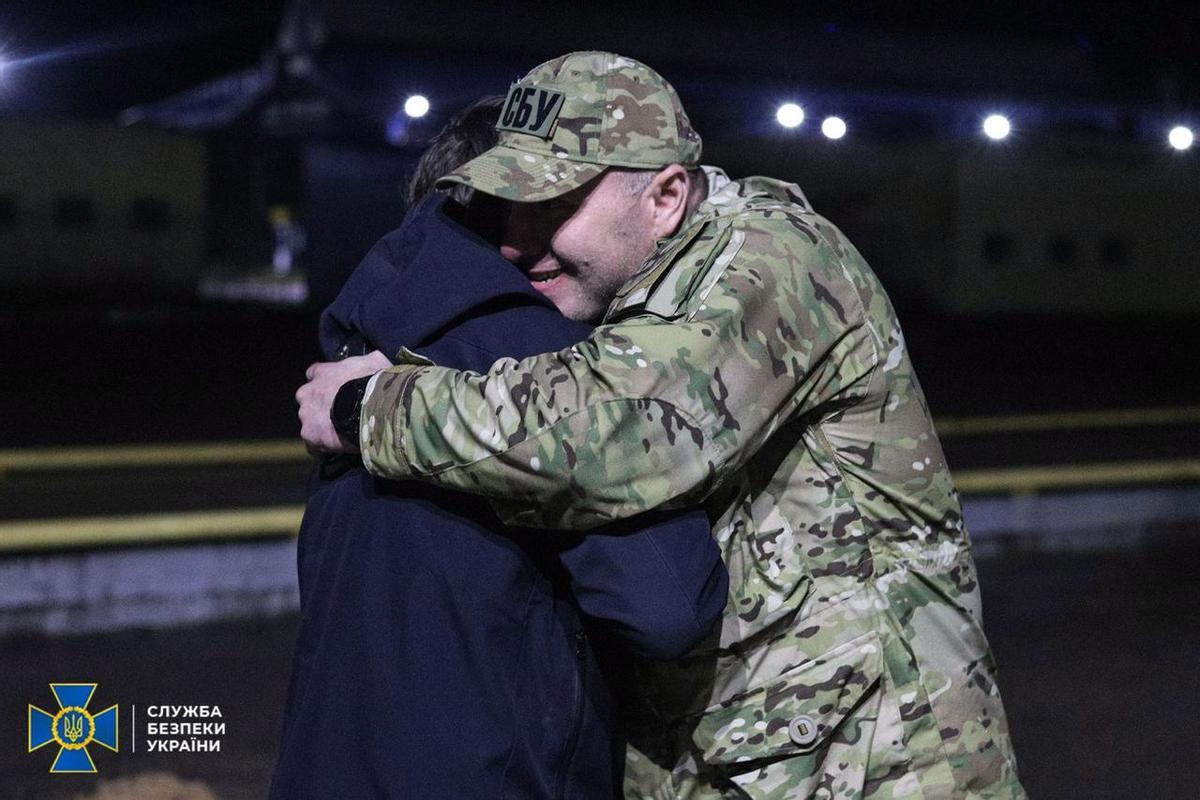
[982,232,1014,265]
[53,196,96,230]
[128,198,173,232]
[0,197,17,229]
[1047,235,1077,266]
[1099,235,1129,268]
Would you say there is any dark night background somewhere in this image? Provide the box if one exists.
[4,2,1200,113]
[1,2,1197,798]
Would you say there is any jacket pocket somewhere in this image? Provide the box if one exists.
[692,630,884,768]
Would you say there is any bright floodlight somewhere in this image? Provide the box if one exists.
[821,116,847,140]
[982,114,1011,141]
[404,95,430,119]
[1168,125,1194,151]
[776,103,805,128]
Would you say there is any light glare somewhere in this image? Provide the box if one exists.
[776,103,805,128]
[821,116,847,140]
[982,114,1011,141]
[1168,125,1194,151]
[404,95,430,119]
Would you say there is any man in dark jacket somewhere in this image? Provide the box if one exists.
[270,100,727,799]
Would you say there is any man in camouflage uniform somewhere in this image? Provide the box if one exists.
[298,52,1024,799]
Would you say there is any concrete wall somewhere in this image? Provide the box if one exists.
[707,135,1200,315]
[948,147,1200,314]
[0,120,207,288]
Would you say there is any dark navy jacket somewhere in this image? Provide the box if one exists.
[270,196,728,799]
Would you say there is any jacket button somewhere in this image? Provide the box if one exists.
[335,344,351,360]
[787,715,819,748]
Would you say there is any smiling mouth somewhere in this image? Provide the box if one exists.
[527,268,563,284]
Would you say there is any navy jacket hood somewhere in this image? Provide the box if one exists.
[320,196,561,362]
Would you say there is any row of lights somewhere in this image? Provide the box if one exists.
[777,102,1194,151]
[979,112,1197,151]
[402,93,1195,152]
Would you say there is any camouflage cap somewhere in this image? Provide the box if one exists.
[436,51,702,202]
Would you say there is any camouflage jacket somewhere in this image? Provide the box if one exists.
[359,171,1024,799]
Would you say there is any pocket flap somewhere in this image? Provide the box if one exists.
[694,632,883,765]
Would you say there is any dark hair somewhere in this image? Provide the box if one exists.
[405,96,505,207]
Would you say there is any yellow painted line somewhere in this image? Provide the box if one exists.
[936,405,1200,437]
[0,506,303,552]
[0,405,1196,472]
[0,441,309,473]
[2,459,1198,552]
[954,459,1200,495]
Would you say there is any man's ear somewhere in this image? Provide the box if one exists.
[644,165,691,239]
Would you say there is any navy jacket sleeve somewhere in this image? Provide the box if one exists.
[556,511,728,660]
[322,194,729,660]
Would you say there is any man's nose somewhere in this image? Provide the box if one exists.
[499,204,545,265]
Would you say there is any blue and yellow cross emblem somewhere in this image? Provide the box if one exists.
[28,683,118,773]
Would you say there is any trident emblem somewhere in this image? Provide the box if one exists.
[29,683,119,773]
[63,712,86,743]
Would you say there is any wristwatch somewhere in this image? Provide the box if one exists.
[330,376,372,446]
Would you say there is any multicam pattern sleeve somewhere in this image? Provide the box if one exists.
[359,194,878,530]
